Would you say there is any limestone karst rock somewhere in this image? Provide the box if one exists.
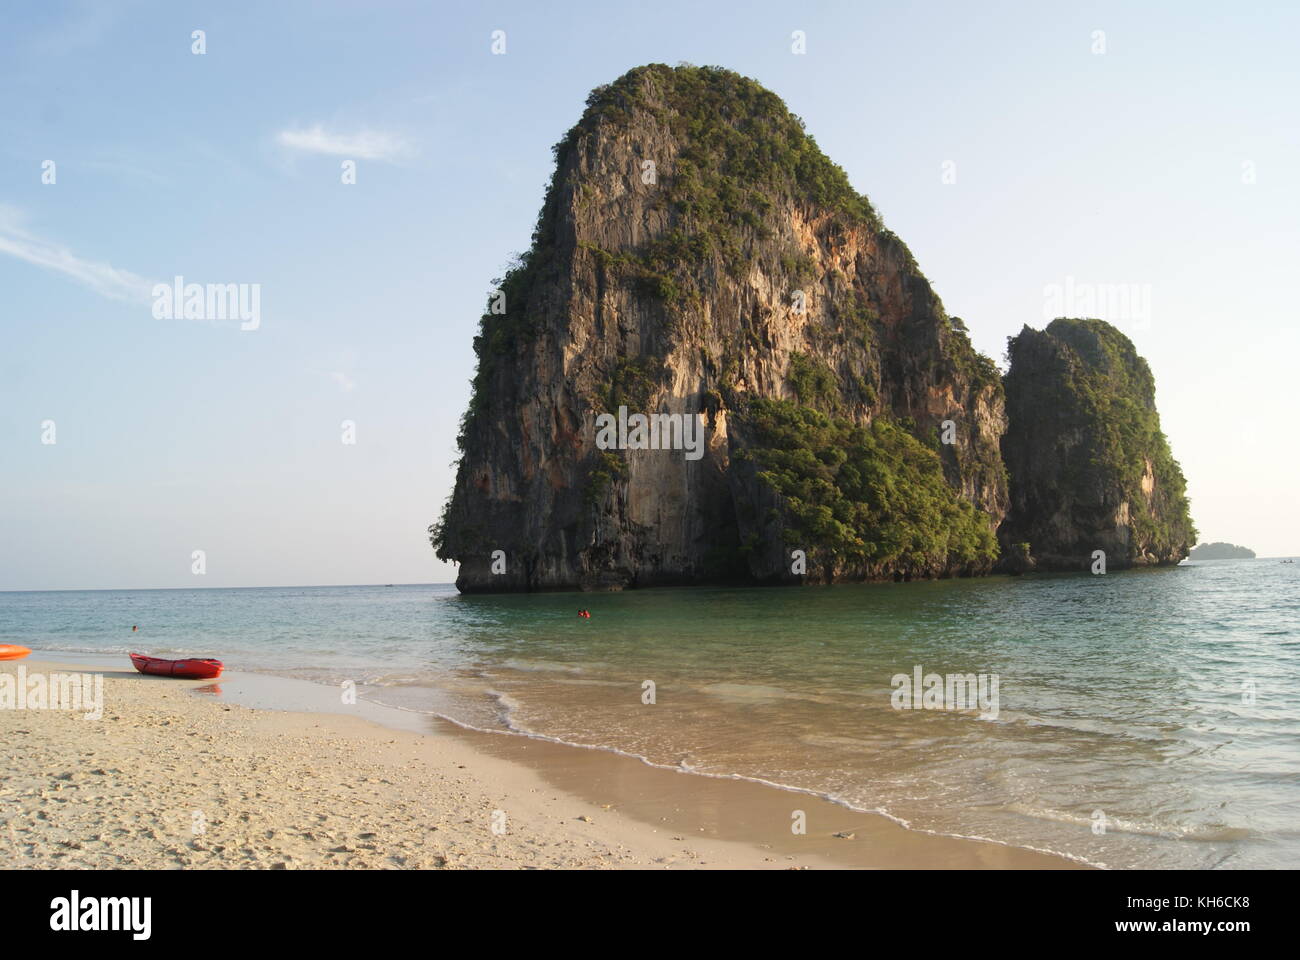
[431,65,1192,590]
[999,318,1194,571]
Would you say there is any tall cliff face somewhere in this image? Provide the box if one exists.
[432,64,1008,591]
[999,318,1195,571]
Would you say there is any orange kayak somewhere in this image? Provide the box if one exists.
[0,645,31,661]
[130,653,223,680]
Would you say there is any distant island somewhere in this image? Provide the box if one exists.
[1188,542,1256,560]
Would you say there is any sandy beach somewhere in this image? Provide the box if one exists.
[1,658,1082,870]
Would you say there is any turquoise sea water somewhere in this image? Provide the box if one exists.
[4,559,1298,868]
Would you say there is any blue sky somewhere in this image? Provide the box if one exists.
[2,0,1297,589]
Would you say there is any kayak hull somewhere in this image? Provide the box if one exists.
[0,645,31,661]
[130,653,223,680]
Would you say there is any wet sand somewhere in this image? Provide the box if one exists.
[1,658,1083,869]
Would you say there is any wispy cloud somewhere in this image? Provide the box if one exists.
[329,371,356,393]
[83,153,170,186]
[276,125,413,162]
[0,207,154,303]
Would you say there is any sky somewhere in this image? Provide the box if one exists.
[2,0,1296,590]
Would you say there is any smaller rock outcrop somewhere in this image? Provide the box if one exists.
[999,318,1194,571]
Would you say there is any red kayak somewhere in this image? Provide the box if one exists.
[130,653,224,680]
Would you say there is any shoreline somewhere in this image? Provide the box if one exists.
[3,656,1085,869]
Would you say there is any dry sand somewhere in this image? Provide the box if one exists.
[1,659,1083,869]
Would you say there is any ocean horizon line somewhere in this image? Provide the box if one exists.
[4,554,1296,595]
[0,581,459,595]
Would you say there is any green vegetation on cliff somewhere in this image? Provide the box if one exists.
[945,316,1002,394]
[586,63,883,230]
[786,352,842,412]
[737,398,998,575]
[583,451,628,506]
